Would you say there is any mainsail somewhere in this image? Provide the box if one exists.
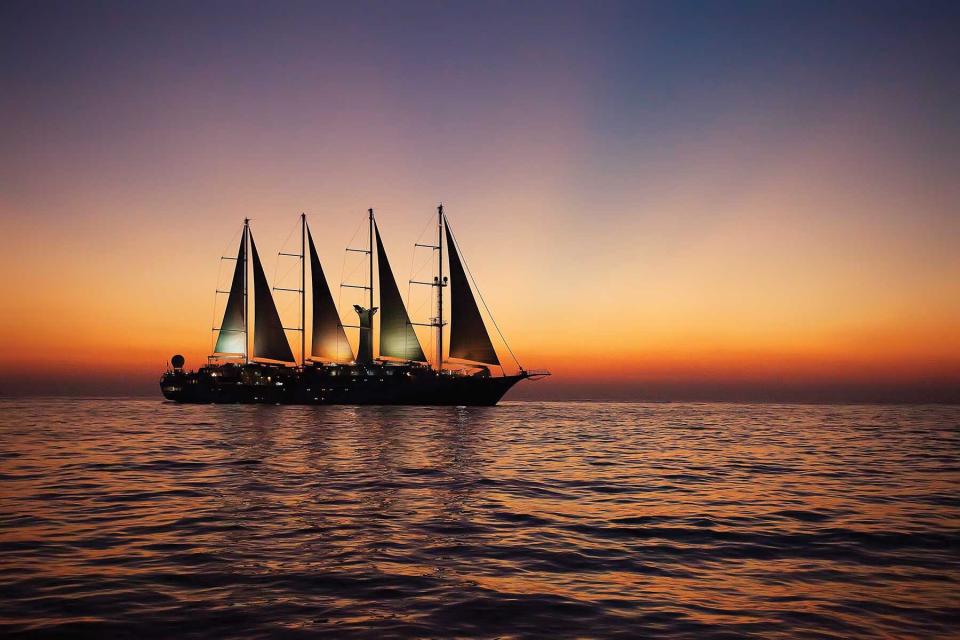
[375,224,427,362]
[213,229,247,355]
[445,221,500,365]
[250,232,296,363]
[308,226,353,362]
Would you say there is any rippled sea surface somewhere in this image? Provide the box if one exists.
[1,399,958,638]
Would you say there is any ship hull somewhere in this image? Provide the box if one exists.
[160,363,525,406]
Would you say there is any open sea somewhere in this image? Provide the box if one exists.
[0,399,957,638]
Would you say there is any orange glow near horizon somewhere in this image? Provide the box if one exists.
[2,177,957,399]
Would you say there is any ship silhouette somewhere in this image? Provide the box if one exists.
[161,206,548,405]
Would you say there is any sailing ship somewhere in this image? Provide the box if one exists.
[160,206,548,405]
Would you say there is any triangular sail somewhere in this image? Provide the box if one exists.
[308,226,353,362]
[375,223,427,362]
[250,232,296,363]
[214,229,247,355]
[445,221,500,365]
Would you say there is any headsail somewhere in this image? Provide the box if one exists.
[213,229,247,356]
[308,226,353,362]
[445,220,500,365]
[375,223,427,362]
[250,232,296,363]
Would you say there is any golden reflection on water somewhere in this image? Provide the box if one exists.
[0,400,958,637]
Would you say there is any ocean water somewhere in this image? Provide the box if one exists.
[0,399,957,638]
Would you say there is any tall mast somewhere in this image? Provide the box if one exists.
[300,212,306,366]
[243,217,250,364]
[368,208,375,312]
[345,209,377,365]
[437,204,444,372]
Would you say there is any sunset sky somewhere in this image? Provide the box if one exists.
[1,1,958,401]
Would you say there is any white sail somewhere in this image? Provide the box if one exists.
[308,226,353,362]
[213,229,246,356]
[250,232,295,363]
[375,223,427,362]
[445,219,500,365]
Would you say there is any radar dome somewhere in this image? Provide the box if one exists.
[171,354,185,369]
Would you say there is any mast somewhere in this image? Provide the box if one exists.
[410,205,446,369]
[301,212,306,366]
[437,204,443,372]
[345,209,377,364]
[368,208,374,312]
[368,207,374,361]
[243,217,249,364]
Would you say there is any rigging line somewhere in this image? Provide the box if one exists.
[337,211,367,342]
[447,226,522,374]
[409,296,430,316]
[408,209,437,274]
[408,211,439,291]
[344,212,365,251]
[406,213,439,356]
[275,259,299,286]
[280,217,298,255]
[406,209,438,333]
[411,252,434,278]
[273,216,300,284]
[338,211,367,306]
[219,226,243,260]
[338,215,363,302]
[278,294,299,317]
[272,253,301,346]
[341,258,364,283]
[414,209,436,244]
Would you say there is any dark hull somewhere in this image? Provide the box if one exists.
[161,363,525,406]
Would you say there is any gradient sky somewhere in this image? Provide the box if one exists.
[1,0,958,401]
